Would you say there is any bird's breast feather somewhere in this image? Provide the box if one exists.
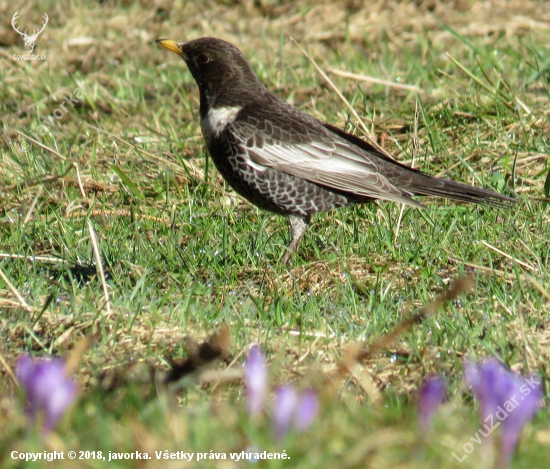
[200,106,242,139]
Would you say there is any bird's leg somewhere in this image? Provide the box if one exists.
[280,215,309,265]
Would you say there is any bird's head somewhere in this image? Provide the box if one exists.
[156,37,265,108]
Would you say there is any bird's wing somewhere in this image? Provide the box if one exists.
[230,112,423,207]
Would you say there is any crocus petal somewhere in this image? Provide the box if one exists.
[464,358,543,469]
[244,345,268,417]
[294,388,319,431]
[36,361,77,431]
[418,376,446,430]
[498,374,542,469]
[16,355,77,433]
[464,358,502,421]
[15,355,35,389]
[272,385,298,440]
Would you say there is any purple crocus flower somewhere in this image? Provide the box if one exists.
[294,388,319,431]
[16,354,77,432]
[273,385,298,440]
[273,386,319,440]
[464,359,502,426]
[244,345,268,418]
[243,346,319,439]
[418,375,446,430]
[464,358,542,468]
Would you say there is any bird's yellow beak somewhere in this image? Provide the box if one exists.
[156,39,185,58]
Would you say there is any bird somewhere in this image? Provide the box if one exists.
[156,37,516,264]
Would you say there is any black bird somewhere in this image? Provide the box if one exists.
[156,37,515,263]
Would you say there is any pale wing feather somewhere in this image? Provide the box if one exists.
[247,139,420,206]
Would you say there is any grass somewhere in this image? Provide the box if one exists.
[1,0,550,467]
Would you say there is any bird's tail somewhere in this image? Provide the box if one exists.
[410,173,516,207]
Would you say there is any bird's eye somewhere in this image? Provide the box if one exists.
[197,53,210,65]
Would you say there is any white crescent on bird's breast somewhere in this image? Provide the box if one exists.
[200,106,242,139]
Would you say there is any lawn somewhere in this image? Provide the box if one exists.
[1,0,549,468]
